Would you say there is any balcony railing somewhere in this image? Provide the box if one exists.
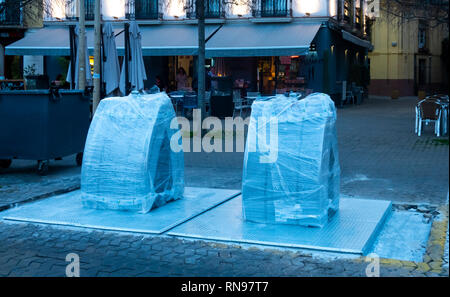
[187,0,225,19]
[355,8,361,29]
[126,0,162,20]
[205,0,224,18]
[252,0,290,18]
[343,0,351,23]
[85,0,94,20]
[64,0,94,20]
[0,0,22,26]
[65,0,76,20]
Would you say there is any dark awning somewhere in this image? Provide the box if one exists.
[5,24,221,56]
[5,27,75,56]
[115,24,220,56]
[341,30,373,50]
[205,22,321,57]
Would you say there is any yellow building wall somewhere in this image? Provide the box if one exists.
[368,3,448,96]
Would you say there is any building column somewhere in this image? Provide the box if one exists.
[361,0,366,36]
[351,0,356,30]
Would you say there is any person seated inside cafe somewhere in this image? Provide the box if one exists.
[155,75,167,92]
[176,67,188,90]
[51,74,69,89]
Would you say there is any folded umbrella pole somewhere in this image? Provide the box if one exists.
[102,23,120,97]
[120,21,147,95]
[67,25,93,90]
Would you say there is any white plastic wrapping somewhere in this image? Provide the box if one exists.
[242,93,340,227]
[81,92,184,212]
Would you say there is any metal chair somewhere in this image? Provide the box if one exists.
[346,90,355,105]
[435,95,449,135]
[168,91,184,116]
[183,92,198,118]
[204,91,211,116]
[352,86,364,105]
[417,99,442,137]
[233,90,251,117]
[415,98,438,134]
[245,92,260,106]
[339,87,354,107]
[420,95,449,135]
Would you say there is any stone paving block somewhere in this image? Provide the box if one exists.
[185,255,202,265]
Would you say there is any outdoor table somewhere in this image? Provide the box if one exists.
[169,94,184,101]
[168,92,185,99]
[168,92,185,114]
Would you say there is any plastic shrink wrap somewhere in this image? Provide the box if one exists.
[242,93,340,227]
[81,92,184,213]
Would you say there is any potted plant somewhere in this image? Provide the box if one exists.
[23,64,38,89]
[391,89,400,99]
[24,64,49,89]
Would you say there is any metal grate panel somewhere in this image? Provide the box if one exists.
[2,187,240,234]
[168,196,392,255]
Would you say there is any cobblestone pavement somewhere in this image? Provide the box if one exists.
[1,221,447,277]
[0,96,448,277]
[338,97,448,205]
[0,158,80,211]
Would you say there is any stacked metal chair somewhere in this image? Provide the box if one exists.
[415,94,449,136]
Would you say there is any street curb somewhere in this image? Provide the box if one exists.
[354,204,449,276]
[421,205,449,273]
[0,184,80,212]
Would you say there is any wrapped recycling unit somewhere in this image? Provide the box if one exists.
[242,93,340,228]
[81,92,184,213]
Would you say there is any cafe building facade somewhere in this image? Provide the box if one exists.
[4,0,373,104]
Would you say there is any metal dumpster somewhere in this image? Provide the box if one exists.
[0,89,91,175]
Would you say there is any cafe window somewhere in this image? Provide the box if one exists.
[276,56,307,94]
[418,20,428,51]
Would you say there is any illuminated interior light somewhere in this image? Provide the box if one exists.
[232,1,249,16]
[296,0,321,15]
[329,0,337,16]
[49,0,65,19]
[168,0,185,17]
[103,0,126,19]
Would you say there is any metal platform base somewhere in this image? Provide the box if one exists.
[1,187,240,234]
[168,196,392,255]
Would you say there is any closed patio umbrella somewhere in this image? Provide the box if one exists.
[67,25,93,89]
[102,22,120,96]
[119,21,147,95]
